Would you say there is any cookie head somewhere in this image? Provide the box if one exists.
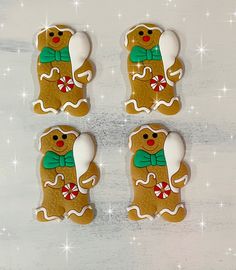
[36,25,74,51]
[40,126,79,155]
[129,124,168,154]
[125,24,162,51]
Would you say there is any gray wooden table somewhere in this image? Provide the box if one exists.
[0,0,235,269]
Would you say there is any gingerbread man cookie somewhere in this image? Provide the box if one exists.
[124,23,184,115]
[33,25,94,116]
[36,125,100,224]
[127,124,189,222]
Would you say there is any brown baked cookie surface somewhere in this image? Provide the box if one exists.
[124,23,184,115]
[127,124,190,222]
[33,25,94,117]
[36,125,100,224]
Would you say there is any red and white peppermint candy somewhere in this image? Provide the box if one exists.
[57,76,74,92]
[154,182,171,199]
[62,183,79,200]
[150,75,167,92]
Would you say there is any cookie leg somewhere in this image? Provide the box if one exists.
[36,201,65,222]
[153,86,181,115]
[33,92,61,114]
[62,99,90,117]
[158,203,186,222]
[125,96,153,114]
[127,202,156,221]
[66,204,94,224]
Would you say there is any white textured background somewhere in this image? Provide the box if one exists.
[0,0,235,269]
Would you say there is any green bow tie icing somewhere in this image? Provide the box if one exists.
[133,149,166,168]
[39,47,71,63]
[130,45,162,63]
[43,150,75,169]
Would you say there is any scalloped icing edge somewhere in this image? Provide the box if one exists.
[35,207,63,221]
[151,96,179,110]
[33,100,58,114]
[60,98,88,111]
[125,99,151,113]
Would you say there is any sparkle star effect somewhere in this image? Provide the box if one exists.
[60,234,74,262]
[73,0,81,14]
[226,16,235,26]
[199,215,206,232]
[218,201,224,208]
[107,204,113,222]
[195,37,209,64]
[117,12,122,19]
[12,155,18,171]
[219,84,230,94]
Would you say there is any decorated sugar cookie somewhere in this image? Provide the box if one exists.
[36,125,100,224]
[33,25,94,116]
[127,124,190,222]
[124,23,184,115]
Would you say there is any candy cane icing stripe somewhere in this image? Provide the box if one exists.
[76,70,92,82]
[127,205,154,220]
[125,99,151,114]
[33,100,58,114]
[60,98,88,111]
[169,68,183,79]
[82,175,97,186]
[44,174,64,188]
[132,67,152,80]
[40,67,60,80]
[156,203,184,217]
[35,207,63,221]
[66,205,92,218]
[136,173,156,186]
[173,175,188,185]
[152,96,179,110]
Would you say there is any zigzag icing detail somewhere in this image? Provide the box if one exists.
[125,99,151,113]
[40,67,60,80]
[156,203,184,217]
[35,207,62,221]
[33,99,58,114]
[132,67,152,80]
[127,205,154,220]
[66,205,92,218]
[152,96,179,110]
[136,173,156,186]
[44,174,64,187]
[60,98,87,111]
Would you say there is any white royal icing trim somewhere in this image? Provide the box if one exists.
[136,172,156,186]
[82,175,97,186]
[124,24,163,47]
[156,203,184,217]
[132,67,152,80]
[127,205,154,221]
[60,98,87,111]
[125,99,151,114]
[173,175,188,185]
[44,174,64,187]
[35,207,62,221]
[33,99,58,114]
[151,96,179,111]
[76,70,92,82]
[169,68,183,79]
[36,25,74,47]
[128,125,168,149]
[66,205,92,218]
[38,126,79,150]
[40,67,60,80]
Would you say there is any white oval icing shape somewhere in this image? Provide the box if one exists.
[159,30,179,86]
[69,32,91,87]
